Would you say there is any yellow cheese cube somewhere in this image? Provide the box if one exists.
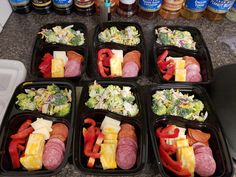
[103,139,118,145]
[175,60,186,69]
[110,57,122,77]
[100,143,117,169]
[177,147,195,175]
[20,133,45,171]
[176,139,189,149]
[104,132,118,140]
[175,69,186,82]
[51,59,64,78]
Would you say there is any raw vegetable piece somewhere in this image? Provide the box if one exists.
[10,127,34,139]
[156,125,180,139]
[123,50,141,69]
[97,48,113,77]
[9,139,26,169]
[39,53,53,78]
[188,128,210,143]
[67,50,84,63]
[18,119,32,133]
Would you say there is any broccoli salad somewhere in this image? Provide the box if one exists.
[39,25,85,46]
[98,26,140,46]
[85,82,139,117]
[152,89,208,122]
[16,84,72,117]
[155,27,196,50]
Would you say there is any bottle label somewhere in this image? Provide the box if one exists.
[75,0,94,8]
[53,0,72,8]
[32,0,51,7]
[185,0,209,12]
[9,0,30,6]
[233,1,236,11]
[120,0,136,5]
[139,0,162,12]
[207,0,235,13]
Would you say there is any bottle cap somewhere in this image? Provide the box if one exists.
[104,0,111,7]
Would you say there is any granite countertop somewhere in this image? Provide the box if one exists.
[0,11,236,177]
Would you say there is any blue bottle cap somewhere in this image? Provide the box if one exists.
[104,0,111,7]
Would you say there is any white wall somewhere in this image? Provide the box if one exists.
[0,0,12,32]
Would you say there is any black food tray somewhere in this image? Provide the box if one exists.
[73,80,147,175]
[31,22,88,82]
[0,80,76,176]
[87,21,147,80]
[146,83,233,177]
[152,26,213,85]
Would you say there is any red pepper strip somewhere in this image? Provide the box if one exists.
[17,144,25,151]
[98,60,109,77]
[98,48,113,67]
[103,67,110,74]
[160,138,177,154]
[159,146,182,171]
[9,139,25,169]
[83,126,100,158]
[17,119,32,133]
[84,118,96,127]
[163,64,175,81]
[157,50,169,63]
[161,158,191,177]
[10,127,34,139]
[156,127,179,139]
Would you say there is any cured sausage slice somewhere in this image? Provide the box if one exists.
[64,60,82,77]
[195,146,213,157]
[122,61,139,78]
[118,137,138,150]
[195,153,216,177]
[51,123,69,141]
[43,147,64,170]
[184,56,200,67]
[123,50,141,69]
[186,64,200,73]
[186,70,202,82]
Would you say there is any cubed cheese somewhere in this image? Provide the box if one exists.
[166,56,183,62]
[176,139,189,149]
[177,146,195,175]
[110,57,122,77]
[175,60,186,69]
[53,51,68,65]
[100,143,117,170]
[175,69,186,82]
[20,154,43,171]
[111,50,123,63]
[101,116,121,133]
[103,139,118,145]
[51,59,64,78]
[33,127,50,140]
[104,133,118,140]
[31,118,53,132]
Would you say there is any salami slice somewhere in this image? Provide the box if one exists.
[120,123,135,131]
[118,129,137,142]
[195,146,213,157]
[186,63,200,73]
[51,123,69,140]
[43,147,64,170]
[122,61,139,78]
[186,70,202,82]
[184,56,200,67]
[118,137,138,150]
[64,60,82,77]
[123,50,141,69]
[46,138,65,152]
[192,142,207,150]
[195,153,216,177]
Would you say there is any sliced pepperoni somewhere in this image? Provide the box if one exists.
[195,153,216,177]
[67,51,84,63]
[184,56,200,67]
[122,61,139,78]
[50,134,66,142]
[51,123,69,141]
[123,50,141,69]
[186,70,202,82]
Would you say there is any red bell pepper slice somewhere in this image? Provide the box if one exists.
[84,118,96,127]
[39,53,53,78]
[163,64,175,81]
[98,48,113,67]
[9,139,25,169]
[17,119,32,133]
[10,127,34,139]
[156,125,179,139]
[159,138,177,154]
[157,50,169,63]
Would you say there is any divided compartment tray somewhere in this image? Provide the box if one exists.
[88,21,147,80]
[73,110,147,175]
[31,22,88,81]
[153,26,208,52]
[149,116,234,177]
[152,46,213,85]
[0,80,76,176]
[145,84,233,177]
[0,112,73,177]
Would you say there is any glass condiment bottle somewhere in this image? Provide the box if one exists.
[74,0,96,15]
[204,0,235,20]
[96,0,118,13]
[138,0,162,19]
[226,1,236,22]
[100,0,111,23]
[159,0,184,19]
[117,0,137,17]
[52,0,73,14]
[180,0,210,20]
[9,0,32,14]
[32,0,52,14]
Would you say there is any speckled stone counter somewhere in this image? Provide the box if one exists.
[0,12,236,177]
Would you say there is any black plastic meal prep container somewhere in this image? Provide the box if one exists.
[31,22,88,82]
[152,26,213,86]
[0,80,76,176]
[73,80,148,175]
[145,83,234,177]
[87,21,147,81]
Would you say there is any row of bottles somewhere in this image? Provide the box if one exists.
[9,0,236,21]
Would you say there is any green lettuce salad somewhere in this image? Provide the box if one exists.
[152,89,207,121]
[16,84,72,117]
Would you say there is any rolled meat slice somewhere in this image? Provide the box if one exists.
[64,60,82,77]
[195,153,216,176]
[67,51,84,63]
[184,56,200,67]
[123,50,141,69]
[186,70,202,82]
[122,61,139,78]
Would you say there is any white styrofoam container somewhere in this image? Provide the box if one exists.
[0,0,12,33]
[0,59,26,124]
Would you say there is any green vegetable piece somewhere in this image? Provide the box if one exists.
[52,93,68,106]
[16,93,27,100]
[54,103,71,117]
[47,84,60,94]
[152,102,167,115]
[85,98,98,108]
